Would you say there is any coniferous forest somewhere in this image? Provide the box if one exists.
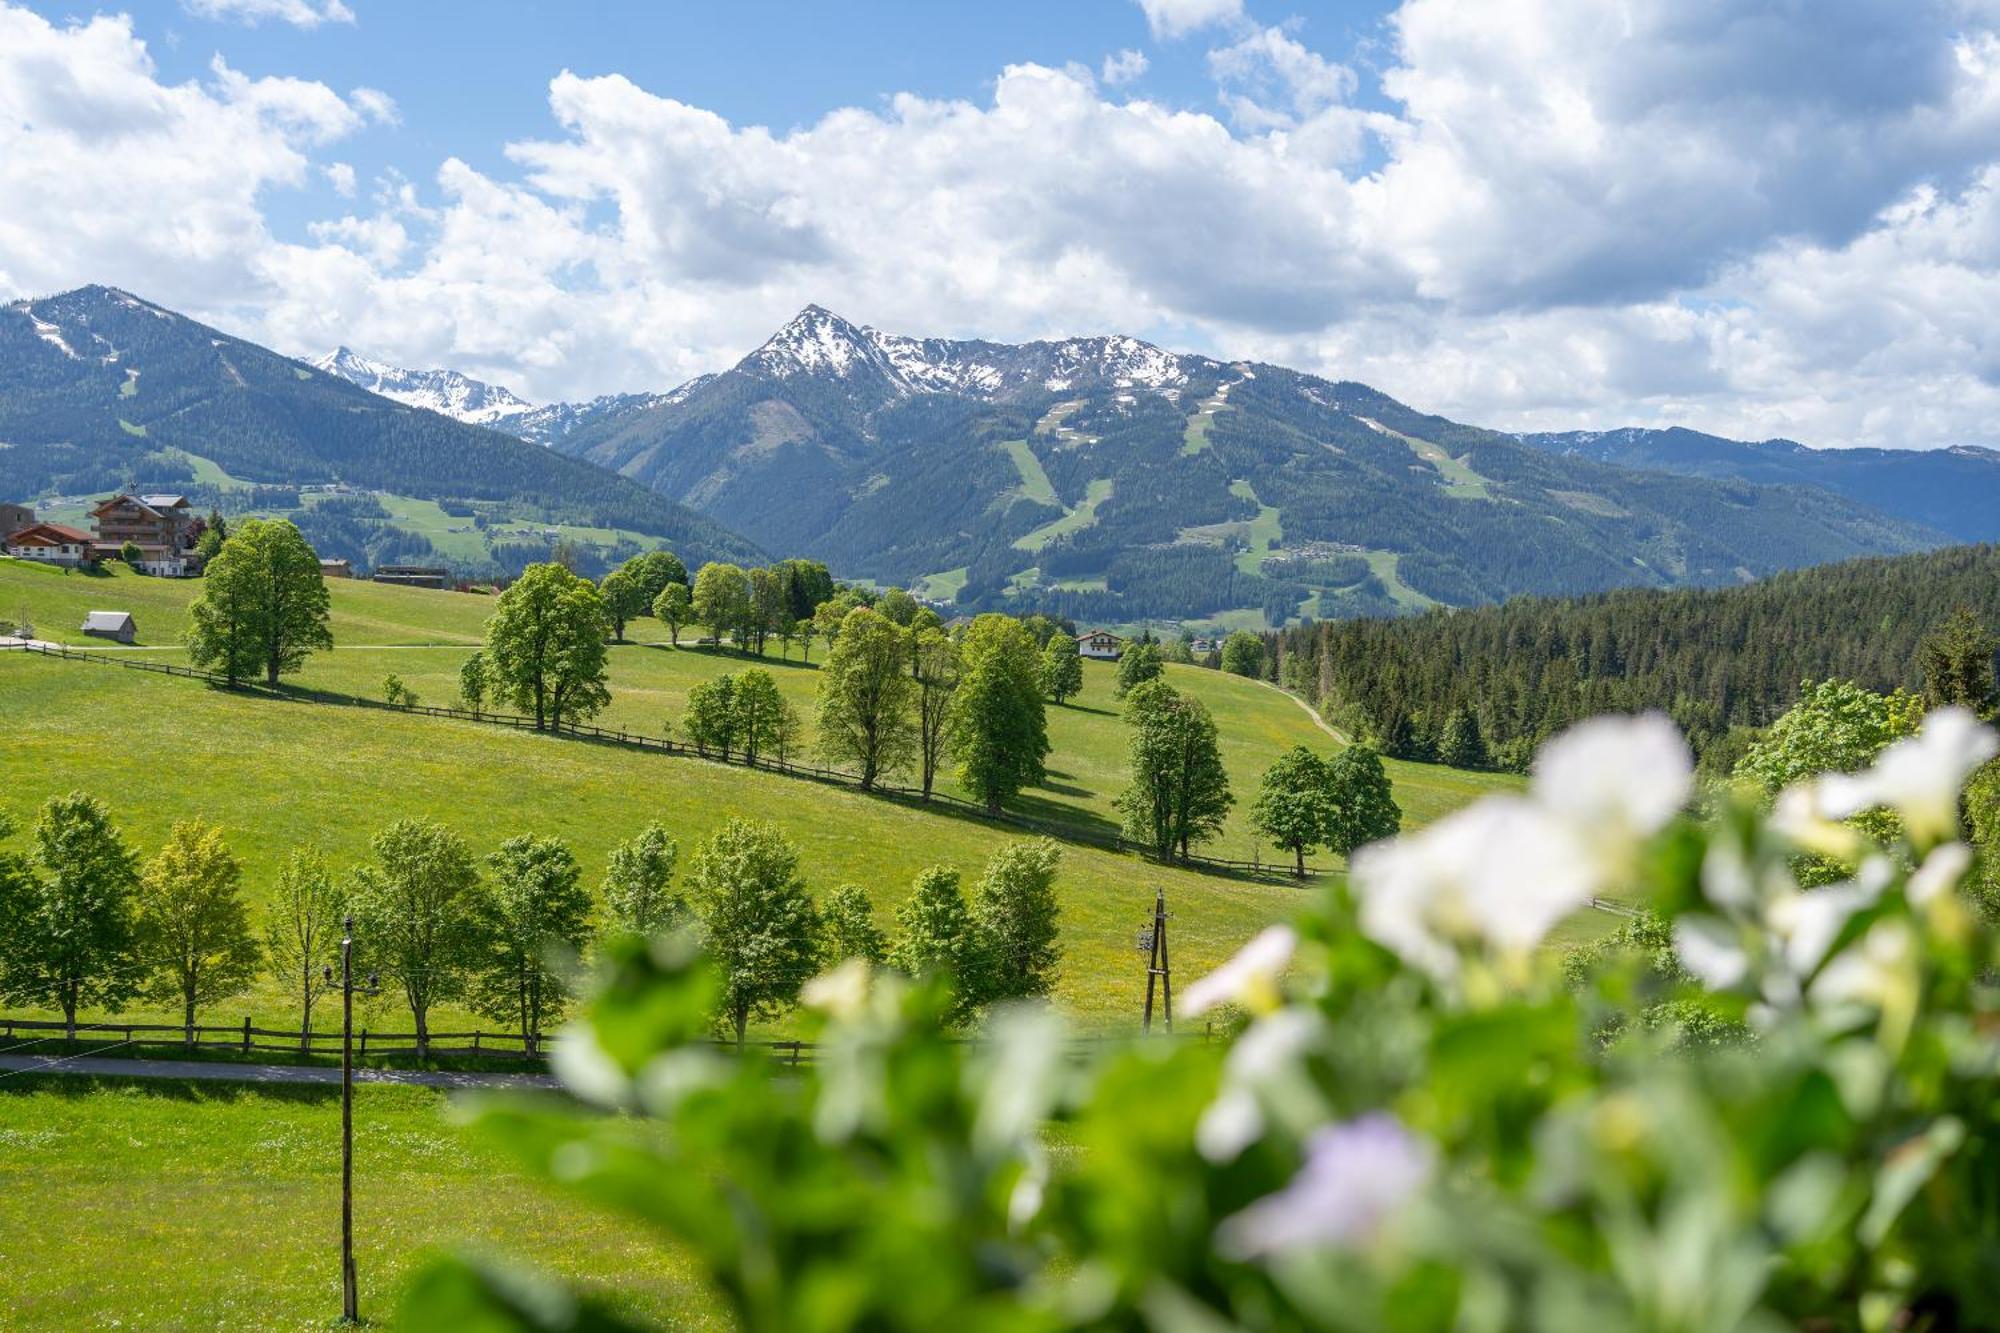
[1277,544,2000,767]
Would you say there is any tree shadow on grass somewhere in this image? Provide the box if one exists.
[638,641,821,673]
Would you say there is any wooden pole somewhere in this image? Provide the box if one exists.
[341,918,357,1324]
[1142,888,1172,1033]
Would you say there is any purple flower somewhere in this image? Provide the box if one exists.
[1217,1112,1433,1258]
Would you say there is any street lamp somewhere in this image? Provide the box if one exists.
[323,914,379,1324]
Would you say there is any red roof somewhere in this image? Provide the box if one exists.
[6,522,94,546]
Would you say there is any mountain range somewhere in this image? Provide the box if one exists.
[3,286,1979,624]
[0,286,759,574]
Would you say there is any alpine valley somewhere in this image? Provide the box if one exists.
[3,289,1966,621]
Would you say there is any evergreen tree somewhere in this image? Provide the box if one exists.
[653,582,693,645]
[685,820,823,1047]
[0,794,141,1039]
[483,562,612,730]
[348,818,484,1059]
[601,823,684,937]
[135,819,262,1039]
[1325,745,1402,858]
[816,606,917,790]
[1920,608,1999,718]
[973,839,1063,1002]
[264,844,343,1049]
[185,517,333,686]
[1116,639,1164,698]
[1040,633,1084,705]
[948,614,1050,814]
[823,883,888,965]
[888,865,985,1026]
[1220,631,1265,679]
[1251,745,1334,876]
[473,835,593,1053]
[1436,707,1487,770]
[1115,680,1233,860]
[685,675,742,760]
[599,567,648,643]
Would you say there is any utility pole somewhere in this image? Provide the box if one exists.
[324,916,378,1325]
[1140,888,1172,1033]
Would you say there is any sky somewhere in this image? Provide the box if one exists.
[3,0,1999,449]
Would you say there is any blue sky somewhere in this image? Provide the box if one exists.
[3,0,1999,449]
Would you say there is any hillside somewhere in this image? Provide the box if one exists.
[551,306,1941,627]
[0,287,761,573]
[0,557,1516,1037]
[1277,542,2000,765]
[1518,426,2000,543]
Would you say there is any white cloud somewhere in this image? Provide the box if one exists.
[1101,48,1149,86]
[1135,0,1244,41]
[6,0,2000,449]
[323,162,356,196]
[350,86,399,126]
[184,0,356,28]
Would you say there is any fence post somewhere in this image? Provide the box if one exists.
[242,1016,251,1053]
[472,1031,481,1053]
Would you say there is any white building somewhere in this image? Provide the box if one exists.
[1076,628,1125,660]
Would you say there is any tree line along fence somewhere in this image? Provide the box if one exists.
[17,642,1331,881]
[0,1014,1212,1069]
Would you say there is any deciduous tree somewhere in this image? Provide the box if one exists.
[265,844,343,1049]
[684,820,823,1047]
[1220,630,1265,679]
[135,819,261,1040]
[1040,633,1083,705]
[653,582,693,645]
[186,518,333,686]
[484,562,612,730]
[1115,639,1164,698]
[458,650,490,716]
[1252,746,1334,876]
[948,614,1049,814]
[733,669,793,765]
[348,818,484,1059]
[816,606,916,790]
[685,675,742,760]
[622,550,689,610]
[602,823,684,937]
[599,568,648,643]
[974,839,1062,1002]
[823,884,887,965]
[473,835,593,1053]
[1325,744,1402,858]
[912,627,961,799]
[888,865,985,1025]
[0,796,142,1039]
[1116,680,1233,860]
[694,563,753,649]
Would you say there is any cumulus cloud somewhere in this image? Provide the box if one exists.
[1101,49,1149,86]
[323,162,357,196]
[184,0,355,28]
[1136,0,1245,41]
[5,0,2000,448]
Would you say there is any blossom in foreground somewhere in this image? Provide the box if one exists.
[1217,1113,1433,1258]
[1533,711,1693,863]
[1816,707,1998,847]
[1196,1008,1322,1162]
[1182,924,1297,1017]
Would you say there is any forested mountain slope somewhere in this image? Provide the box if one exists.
[1518,426,2000,544]
[1276,544,2000,765]
[556,307,1941,625]
[0,286,760,568]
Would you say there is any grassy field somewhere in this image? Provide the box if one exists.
[0,1076,713,1330]
[0,557,1516,1036]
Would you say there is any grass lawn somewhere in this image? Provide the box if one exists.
[1227,478,1283,576]
[0,557,1517,1037]
[0,1076,715,1330]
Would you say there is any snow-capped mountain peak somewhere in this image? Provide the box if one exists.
[308,346,536,426]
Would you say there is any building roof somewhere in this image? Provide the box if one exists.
[1077,628,1125,641]
[91,493,188,519]
[140,494,190,509]
[6,522,94,545]
[82,611,134,631]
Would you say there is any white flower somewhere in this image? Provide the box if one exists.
[1770,783,1867,863]
[1817,707,1998,846]
[1183,925,1297,1017]
[801,958,872,1020]
[1909,842,1974,906]
[1766,860,1891,977]
[1353,798,1596,979]
[1672,916,1749,990]
[1216,1113,1433,1258]
[1810,918,1917,1011]
[1196,1009,1321,1162]
[1533,712,1693,853]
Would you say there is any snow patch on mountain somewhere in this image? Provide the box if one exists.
[309,346,536,426]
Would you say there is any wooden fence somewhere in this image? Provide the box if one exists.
[19,642,1328,881]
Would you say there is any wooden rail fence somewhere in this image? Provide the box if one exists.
[18,642,1327,881]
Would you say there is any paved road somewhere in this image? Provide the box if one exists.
[0,1053,559,1090]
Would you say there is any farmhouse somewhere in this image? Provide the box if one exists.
[1076,628,1125,659]
[4,522,98,567]
[90,494,200,576]
[373,564,449,589]
[319,559,353,578]
[80,611,136,644]
[0,502,32,542]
